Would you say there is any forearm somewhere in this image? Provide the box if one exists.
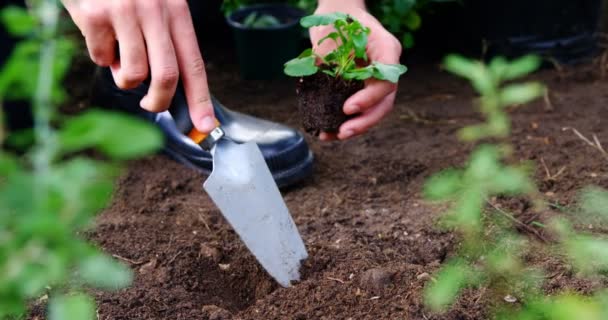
[316,0,367,10]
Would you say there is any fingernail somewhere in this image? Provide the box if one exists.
[345,104,360,114]
[340,130,356,140]
[200,116,217,132]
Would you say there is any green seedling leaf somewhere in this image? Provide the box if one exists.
[564,235,608,275]
[424,260,473,312]
[342,67,374,81]
[579,186,608,219]
[466,145,501,181]
[59,109,163,160]
[284,56,318,77]
[503,55,542,81]
[541,294,602,320]
[300,12,348,28]
[490,166,534,195]
[499,83,544,107]
[371,62,407,83]
[424,169,463,200]
[79,254,133,290]
[351,25,369,59]
[1,6,37,36]
[49,294,95,320]
[443,54,479,81]
[317,32,339,46]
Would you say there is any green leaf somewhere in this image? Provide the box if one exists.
[79,254,133,290]
[58,109,163,160]
[1,6,36,36]
[403,11,421,30]
[49,294,95,320]
[0,152,19,176]
[489,166,533,195]
[541,295,602,320]
[317,32,339,46]
[284,55,318,77]
[579,186,608,219]
[499,83,544,107]
[424,261,473,312]
[503,55,542,81]
[342,67,374,81]
[402,32,415,49]
[371,62,407,83]
[423,169,463,200]
[564,235,608,275]
[466,145,501,181]
[300,13,348,28]
[351,26,369,59]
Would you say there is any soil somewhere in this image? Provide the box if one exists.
[29,48,608,319]
[296,73,364,135]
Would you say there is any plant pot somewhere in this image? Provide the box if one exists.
[296,73,364,136]
[226,4,306,80]
[466,0,603,64]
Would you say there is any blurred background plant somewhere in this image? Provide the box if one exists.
[0,1,162,319]
[422,54,608,319]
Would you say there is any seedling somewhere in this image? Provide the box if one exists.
[0,3,161,320]
[284,13,407,83]
[284,13,407,135]
[422,54,608,319]
[242,12,281,28]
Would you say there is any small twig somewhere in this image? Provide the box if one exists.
[167,250,183,265]
[112,254,147,266]
[543,89,554,111]
[540,157,566,181]
[486,201,549,243]
[198,212,211,231]
[327,276,345,284]
[562,127,608,161]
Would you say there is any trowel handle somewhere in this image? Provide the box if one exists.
[188,120,224,151]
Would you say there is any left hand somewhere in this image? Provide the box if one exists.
[310,2,403,141]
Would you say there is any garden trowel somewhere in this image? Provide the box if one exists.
[188,117,308,287]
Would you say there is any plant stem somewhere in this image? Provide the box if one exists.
[32,0,59,177]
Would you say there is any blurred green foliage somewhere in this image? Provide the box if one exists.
[0,2,162,320]
[423,54,608,318]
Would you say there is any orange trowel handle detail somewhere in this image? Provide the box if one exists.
[188,119,221,144]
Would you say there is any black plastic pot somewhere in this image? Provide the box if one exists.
[467,0,603,64]
[226,4,305,80]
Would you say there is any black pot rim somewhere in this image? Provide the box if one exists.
[226,3,305,31]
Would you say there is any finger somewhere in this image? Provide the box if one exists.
[137,0,179,112]
[337,92,396,140]
[343,79,397,115]
[319,132,337,141]
[66,3,115,66]
[167,0,215,133]
[109,0,148,89]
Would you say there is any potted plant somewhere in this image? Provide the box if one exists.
[283,13,407,135]
[225,2,306,80]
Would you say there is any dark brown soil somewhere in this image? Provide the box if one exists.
[296,73,364,135]
[30,52,608,319]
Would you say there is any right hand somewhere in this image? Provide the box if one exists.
[62,0,217,133]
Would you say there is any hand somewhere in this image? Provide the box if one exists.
[62,0,217,133]
[311,1,403,141]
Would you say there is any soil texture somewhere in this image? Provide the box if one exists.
[296,73,364,135]
[28,51,608,319]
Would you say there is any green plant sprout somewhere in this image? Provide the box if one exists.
[0,2,162,320]
[242,11,282,28]
[284,13,407,83]
[422,54,608,319]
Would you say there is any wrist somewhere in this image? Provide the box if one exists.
[316,0,367,12]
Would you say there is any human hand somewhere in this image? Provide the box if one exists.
[311,1,403,141]
[62,0,216,133]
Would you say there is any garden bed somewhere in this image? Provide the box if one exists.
[41,53,608,319]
